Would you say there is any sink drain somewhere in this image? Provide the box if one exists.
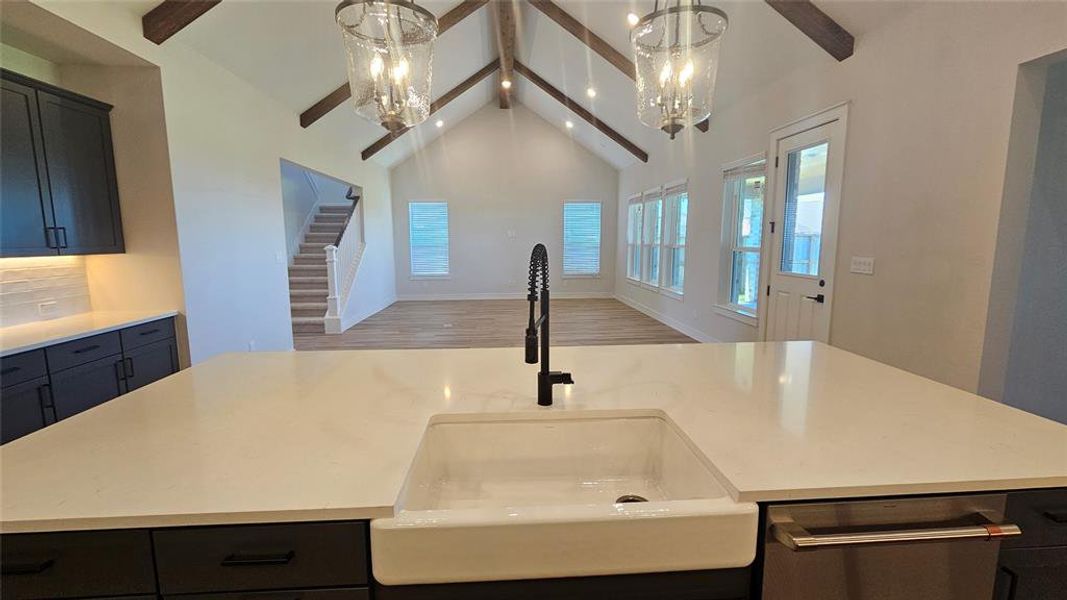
[615,494,649,504]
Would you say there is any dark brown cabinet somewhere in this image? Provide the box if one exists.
[49,354,126,421]
[995,490,1067,599]
[0,317,178,444]
[0,69,124,257]
[123,337,178,392]
[0,78,54,256]
[0,376,54,444]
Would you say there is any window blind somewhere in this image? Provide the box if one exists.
[563,202,601,276]
[408,201,449,276]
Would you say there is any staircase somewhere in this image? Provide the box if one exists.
[288,205,349,335]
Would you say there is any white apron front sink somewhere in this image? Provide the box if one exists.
[371,409,758,585]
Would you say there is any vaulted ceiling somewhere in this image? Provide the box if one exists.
[138,0,892,169]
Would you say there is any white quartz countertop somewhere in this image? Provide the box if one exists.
[1,342,1065,533]
[0,310,179,357]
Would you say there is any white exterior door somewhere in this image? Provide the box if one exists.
[763,105,848,342]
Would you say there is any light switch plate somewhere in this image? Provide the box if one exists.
[850,256,875,275]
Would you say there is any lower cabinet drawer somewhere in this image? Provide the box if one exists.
[153,522,369,594]
[0,529,155,599]
[1002,489,1067,549]
[165,588,370,600]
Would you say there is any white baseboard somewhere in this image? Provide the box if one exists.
[613,293,721,343]
[396,291,615,302]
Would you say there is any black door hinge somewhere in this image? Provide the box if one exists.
[766,285,771,297]
[770,221,776,233]
[775,156,779,168]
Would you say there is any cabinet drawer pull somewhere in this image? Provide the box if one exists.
[1042,509,1067,524]
[1,558,55,575]
[57,226,69,249]
[72,344,101,354]
[772,514,1022,550]
[220,550,295,567]
[1,366,20,375]
[138,328,161,336]
[124,357,135,379]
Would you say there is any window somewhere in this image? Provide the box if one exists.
[720,159,766,317]
[626,197,643,281]
[662,185,688,294]
[641,191,663,286]
[625,182,688,295]
[408,201,449,277]
[780,142,828,276]
[562,202,601,276]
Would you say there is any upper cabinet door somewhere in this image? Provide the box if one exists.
[0,78,57,256]
[37,90,125,254]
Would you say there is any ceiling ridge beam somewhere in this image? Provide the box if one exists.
[527,0,635,81]
[143,0,222,44]
[765,0,854,61]
[360,59,501,161]
[301,0,490,128]
[496,0,517,108]
[513,61,648,163]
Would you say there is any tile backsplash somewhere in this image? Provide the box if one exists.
[0,256,92,327]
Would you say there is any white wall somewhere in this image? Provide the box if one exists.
[998,59,1067,423]
[28,1,395,362]
[391,103,618,300]
[0,42,59,84]
[615,2,1067,392]
[280,160,322,260]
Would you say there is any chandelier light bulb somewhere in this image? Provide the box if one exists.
[586,87,596,98]
[627,13,640,26]
[565,120,574,129]
[501,79,512,89]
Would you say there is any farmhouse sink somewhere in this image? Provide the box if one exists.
[371,409,758,584]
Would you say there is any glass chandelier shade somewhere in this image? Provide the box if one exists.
[336,0,438,132]
[631,1,727,139]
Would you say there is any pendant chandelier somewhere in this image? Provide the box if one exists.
[336,0,438,131]
[631,0,727,139]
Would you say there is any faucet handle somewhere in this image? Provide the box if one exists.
[550,371,574,385]
[524,329,538,364]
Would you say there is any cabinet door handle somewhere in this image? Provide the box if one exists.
[1042,509,1067,524]
[37,383,57,425]
[1,558,55,575]
[139,328,161,336]
[220,550,295,567]
[72,344,101,354]
[1,366,20,375]
[115,360,126,382]
[994,565,1018,600]
[124,357,135,379]
[44,227,56,249]
[56,226,69,248]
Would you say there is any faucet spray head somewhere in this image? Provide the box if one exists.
[524,328,538,364]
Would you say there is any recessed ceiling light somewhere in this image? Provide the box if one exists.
[565,120,574,129]
[435,120,444,128]
[586,87,596,98]
[501,79,512,89]
[627,13,640,27]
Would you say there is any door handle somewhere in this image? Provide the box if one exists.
[44,227,57,249]
[1,558,55,575]
[805,294,825,303]
[37,383,57,425]
[124,357,135,379]
[56,226,69,248]
[771,514,1021,550]
[220,550,295,567]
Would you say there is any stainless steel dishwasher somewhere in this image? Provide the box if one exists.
[761,494,1022,599]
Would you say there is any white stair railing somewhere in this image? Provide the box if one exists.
[323,191,364,334]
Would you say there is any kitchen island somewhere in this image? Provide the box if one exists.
[1,342,1065,598]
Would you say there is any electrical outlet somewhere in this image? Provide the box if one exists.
[850,256,875,275]
[37,301,58,316]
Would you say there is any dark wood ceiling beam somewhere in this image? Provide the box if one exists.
[514,62,647,163]
[302,0,490,128]
[765,0,854,61]
[143,0,222,44]
[361,59,500,161]
[496,0,517,108]
[526,0,707,135]
[527,0,635,81]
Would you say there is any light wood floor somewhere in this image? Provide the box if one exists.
[294,298,695,351]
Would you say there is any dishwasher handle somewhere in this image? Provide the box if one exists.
[772,514,1021,551]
